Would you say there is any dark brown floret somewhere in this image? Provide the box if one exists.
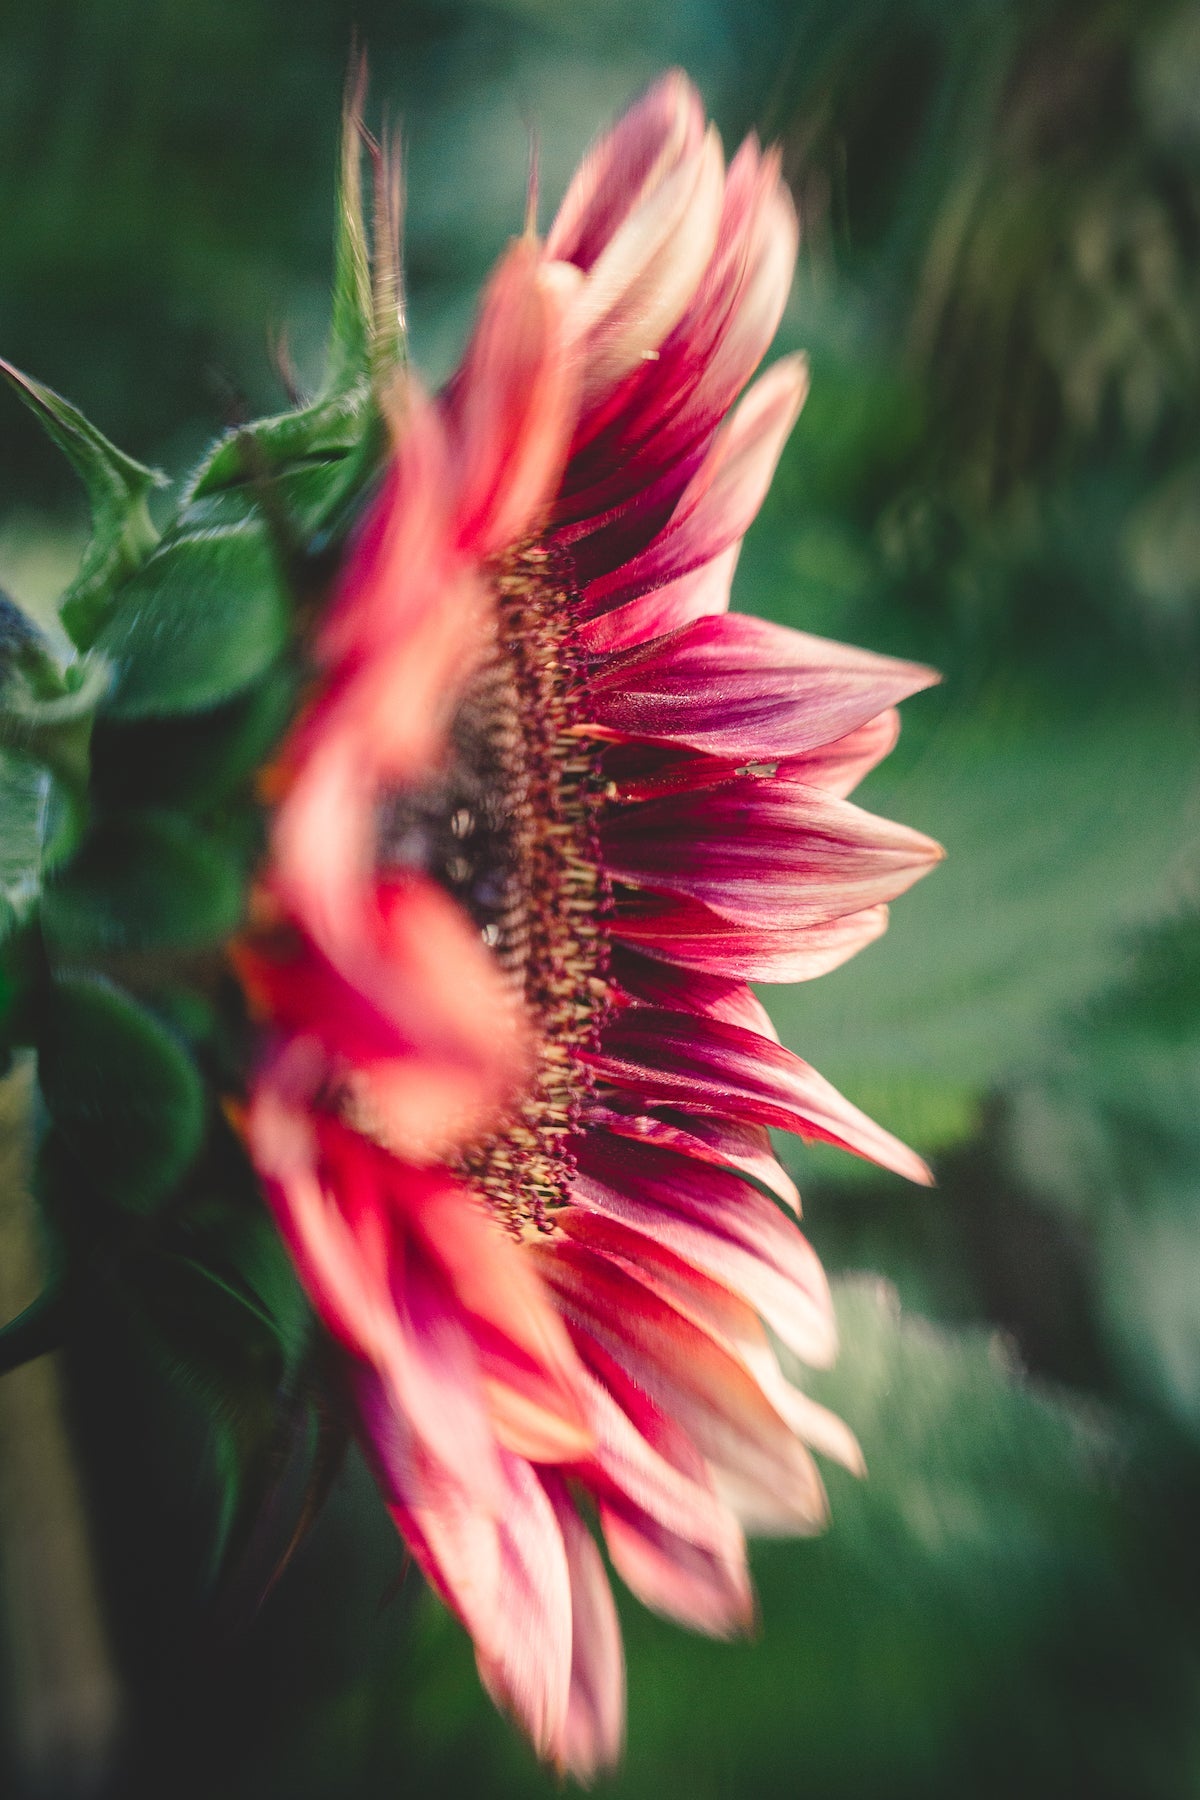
[379,545,612,1228]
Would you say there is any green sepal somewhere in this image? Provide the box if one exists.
[0,748,53,939]
[364,121,406,388]
[0,648,110,795]
[41,810,245,959]
[325,52,374,401]
[0,360,164,649]
[177,64,387,547]
[38,972,205,1212]
[116,1191,316,1584]
[176,390,381,547]
[96,521,289,720]
[0,591,67,702]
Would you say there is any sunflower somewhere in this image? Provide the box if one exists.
[236,70,942,1777]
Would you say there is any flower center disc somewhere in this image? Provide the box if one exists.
[381,547,610,1229]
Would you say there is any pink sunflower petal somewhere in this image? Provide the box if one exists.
[546,70,707,272]
[474,1454,575,1764]
[572,1362,738,1547]
[779,708,902,798]
[629,141,798,467]
[316,383,452,666]
[248,1081,505,1502]
[612,895,891,982]
[554,138,797,530]
[598,1495,754,1636]
[237,871,524,1103]
[578,355,808,614]
[562,127,725,412]
[440,238,580,557]
[582,613,938,760]
[572,542,737,655]
[589,1103,800,1212]
[361,1370,503,1615]
[570,1134,838,1364]
[553,1210,862,1476]
[410,1182,593,1464]
[542,1475,626,1778]
[598,741,740,802]
[538,1239,828,1532]
[587,1004,932,1185]
[573,1368,754,1633]
[610,943,779,1041]
[602,776,943,928]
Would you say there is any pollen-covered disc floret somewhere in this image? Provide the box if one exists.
[452,546,613,1228]
[238,70,943,1781]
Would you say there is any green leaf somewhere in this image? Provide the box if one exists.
[0,748,53,940]
[0,360,163,648]
[96,522,289,720]
[42,811,245,957]
[117,1204,316,1585]
[90,665,296,812]
[38,973,205,1211]
[0,744,79,952]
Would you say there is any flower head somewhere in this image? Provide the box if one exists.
[236,71,942,1777]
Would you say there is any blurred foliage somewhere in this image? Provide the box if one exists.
[2,0,1200,1797]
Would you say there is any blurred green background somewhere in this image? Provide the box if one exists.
[3,0,1200,1795]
